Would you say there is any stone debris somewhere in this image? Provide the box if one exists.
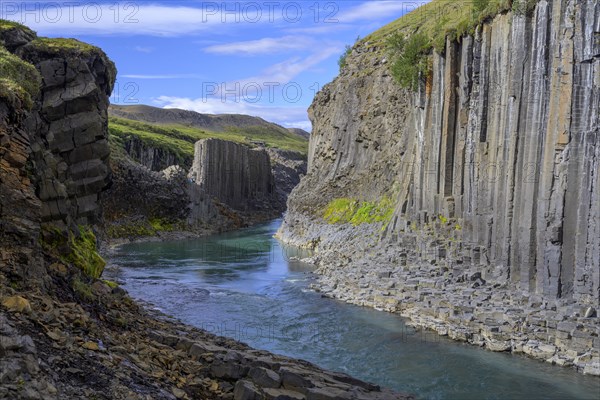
[0,283,414,399]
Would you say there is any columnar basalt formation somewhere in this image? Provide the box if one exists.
[1,22,412,399]
[188,138,275,211]
[279,0,599,373]
[0,23,115,281]
[122,136,183,172]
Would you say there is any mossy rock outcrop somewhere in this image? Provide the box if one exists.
[0,19,116,283]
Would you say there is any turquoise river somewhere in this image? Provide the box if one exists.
[107,220,600,400]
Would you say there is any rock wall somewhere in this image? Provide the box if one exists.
[188,139,276,211]
[102,138,304,239]
[267,148,307,207]
[101,158,190,225]
[279,0,599,373]
[0,24,115,281]
[122,135,185,172]
[282,0,599,305]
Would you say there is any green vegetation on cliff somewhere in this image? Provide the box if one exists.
[65,227,106,279]
[0,19,32,32]
[0,46,40,108]
[27,37,98,55]
[109,116,308,165]
[388,33,431,91]
[106,218,182,239]
[369,0,514,49]
[364,0,534,89]
[323,197,394,226]
[42,226,106,279]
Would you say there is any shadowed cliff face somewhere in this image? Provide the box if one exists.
[0,24,115,281]
[281,0,599,305]
[188,139,276,211]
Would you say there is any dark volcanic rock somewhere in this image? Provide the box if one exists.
[188,138,276,211]
[278,0,600,376]
[0,28,115,282]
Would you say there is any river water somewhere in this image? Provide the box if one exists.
[107,220,599,400]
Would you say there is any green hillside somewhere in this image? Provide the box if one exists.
[109,116,309,165]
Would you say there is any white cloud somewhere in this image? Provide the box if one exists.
[230,46,341,90]
[182,47,339,102]
[204,36,314,55]
[284,121,312,132]
[1,3,252,36]
[134,46,153,53]
[154,96,310,129]
[120,74,205,80]
[284,24,355,35]
[338,1,418,23]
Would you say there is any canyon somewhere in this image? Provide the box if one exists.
[2,0,600,398]
[0,20,408,400]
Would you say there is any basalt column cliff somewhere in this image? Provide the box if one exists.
[279,0,600,373]
[0,22,115,282]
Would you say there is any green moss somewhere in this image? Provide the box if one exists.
[102,280,119,289]
[439,215,448,224]
[106,218,183,239]
[72,278,95,302]
[41,225,104,278]
[27,37,97,56]
[350,197,395,225]
[106,222,155,239]
[374,0,519,89]
[0,47,41,109]
[323,197,395,226]
[65,227,106,279]
[388,32,431,90]
[323,198,359,224]
[0,19,35,35]
[149,217,176,232]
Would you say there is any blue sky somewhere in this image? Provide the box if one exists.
[2,1,423,130]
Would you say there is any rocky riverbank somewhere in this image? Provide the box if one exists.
[1,273,413,400]
[277,216,600,377]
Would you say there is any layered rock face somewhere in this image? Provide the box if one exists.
[0,25,115,280]
[188,139,275,211]
[267,148,307,207]
[101,158,190,225]
[122,135,184,172]
[0,65,43,280]
[280,0,599,372]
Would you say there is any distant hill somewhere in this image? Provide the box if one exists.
[108,105,309,164]
[287,127,310,139]
[110,104,309,141]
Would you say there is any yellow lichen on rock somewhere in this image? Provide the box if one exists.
[1,295,32,313]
